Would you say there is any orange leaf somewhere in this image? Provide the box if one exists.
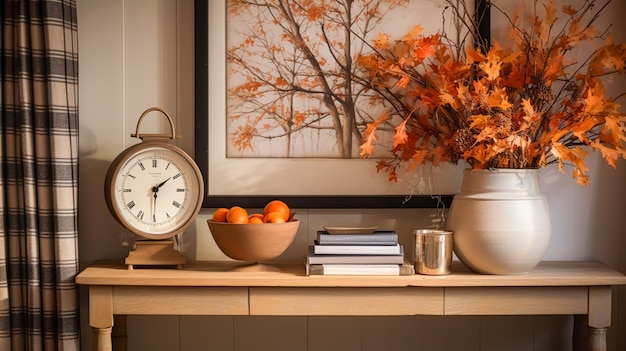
[589,41,626,74]
[465,144,488,166]
[551,143,590,185]
[570,117,597,143]
[234,80,263,94]
[591,142,622,168]
[573,170,590,187]
[305,6,325,21]
[469,114,492,129]
[543,0,558,26]
[431,146,446,165]
[465,48,486,64]
[275,77,288,87]
[487,87,512,110]
[562,5,577,16]
[479,50,502,81]
[583,84,607,114]
[374,33,390,50]
[402,25,423,41]
[543,52,564,85]
[407,150,428,171]
[396,74,411,89]
[498,46,521,64]
[550,142,569,172]
[521,98,538,122]
[293,111,306,126]
[360,113,389,158]
[602,115,626,144]
[414,35,439,60]
[439,91,456,107]
[393,119,409,148]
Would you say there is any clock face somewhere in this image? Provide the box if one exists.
[108,145,203,239]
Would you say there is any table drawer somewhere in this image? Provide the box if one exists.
[250,287,443,315]
[113,286,249,315]
[445,287,588,315]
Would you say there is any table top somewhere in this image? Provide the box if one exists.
[75,261,626,288]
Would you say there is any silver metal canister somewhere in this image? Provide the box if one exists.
[413,229,453,275]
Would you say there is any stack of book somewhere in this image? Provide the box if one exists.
[305,229,414,276]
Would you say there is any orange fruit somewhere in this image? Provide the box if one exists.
[263,200,290,222]
[263,211,286,223]
[226,206,249,224]
[212,208,229,222]
[249,213,264,221]
[248,216,264,224]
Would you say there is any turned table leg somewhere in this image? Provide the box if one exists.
[89,286,114,351]
[587,327,607,351]
[92,327,112,351]
[587,286,612,351]
[112,315,128,351]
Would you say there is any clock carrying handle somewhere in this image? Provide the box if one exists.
[131,107,181,140]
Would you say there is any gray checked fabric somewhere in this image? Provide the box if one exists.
[0,0,80,350]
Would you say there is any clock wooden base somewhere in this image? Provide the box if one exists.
[125,240,186,270]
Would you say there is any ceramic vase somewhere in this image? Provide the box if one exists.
[446,169,551,274]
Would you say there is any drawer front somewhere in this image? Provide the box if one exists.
[445,287,588,315]
[250,287,443,315]
[113,286,249,315]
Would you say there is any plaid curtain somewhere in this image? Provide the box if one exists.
[0,0,79,350]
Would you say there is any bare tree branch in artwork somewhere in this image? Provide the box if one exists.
[227,0,410,158]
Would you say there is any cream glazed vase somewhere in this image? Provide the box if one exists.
[446,169,551,274]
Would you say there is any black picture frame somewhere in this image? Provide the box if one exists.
[194,0,490,209]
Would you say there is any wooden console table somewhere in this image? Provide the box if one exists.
[76,261,626,351]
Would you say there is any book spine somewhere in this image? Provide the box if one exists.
[311,264,401,275]
[316,241,398,246]
[313,244,402,255]
[316,232,398,244]
[307,256,405,265]
[307,263,414,276]
[307,246,405,264]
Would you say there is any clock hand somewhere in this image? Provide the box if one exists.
[150,182,160,221]
[157,177,171,188]
[152,191,158,222]
[150,177,170,222]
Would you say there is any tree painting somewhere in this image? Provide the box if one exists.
[226,0,413,158]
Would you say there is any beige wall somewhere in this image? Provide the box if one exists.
[77,0,626,350]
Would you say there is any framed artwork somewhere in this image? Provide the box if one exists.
[194,0,488,209]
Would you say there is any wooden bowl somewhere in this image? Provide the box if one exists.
[206,220,300,261]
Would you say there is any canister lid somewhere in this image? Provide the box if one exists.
[412,229,453,235]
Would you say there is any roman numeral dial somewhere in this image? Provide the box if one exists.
[119,154,189,228]
[107,143,203,239]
